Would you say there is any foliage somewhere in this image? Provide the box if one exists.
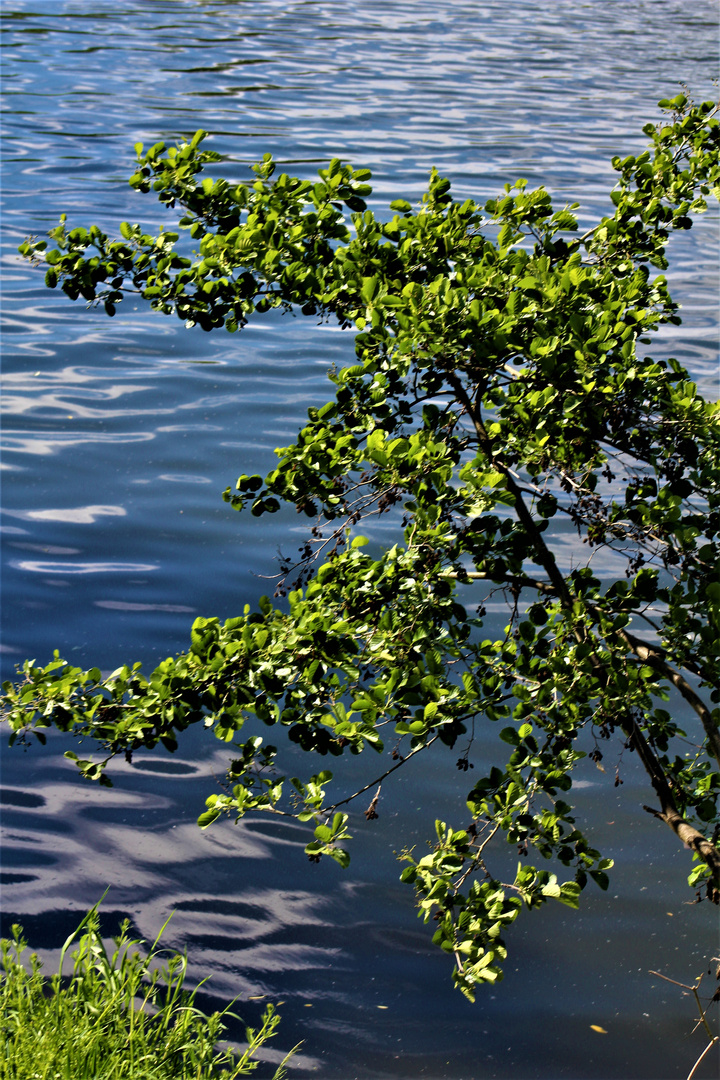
[5,93,720,1000]
[0,900,295,1079]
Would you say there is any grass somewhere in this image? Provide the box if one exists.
[0,900,297,1080]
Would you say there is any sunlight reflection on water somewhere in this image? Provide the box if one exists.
[1,1,718,1076]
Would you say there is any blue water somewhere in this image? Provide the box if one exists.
[1,2,719,1076]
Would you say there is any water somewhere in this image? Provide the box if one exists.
[1,1,719,1076]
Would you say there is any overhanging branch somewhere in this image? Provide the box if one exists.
[618,627,720,770]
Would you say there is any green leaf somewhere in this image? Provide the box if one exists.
[589,870,610,891]
[197,808,221,829]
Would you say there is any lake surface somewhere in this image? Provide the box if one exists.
[1,2,719,1077]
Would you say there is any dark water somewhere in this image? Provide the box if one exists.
[1,2,719,1077]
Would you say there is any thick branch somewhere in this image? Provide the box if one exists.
[618,628,720,770]
[628,718,720,895]
[445,373,720,893]
[446,372,576,609]
[445,570,556,594]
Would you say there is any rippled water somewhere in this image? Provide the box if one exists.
[1,2,719,1077]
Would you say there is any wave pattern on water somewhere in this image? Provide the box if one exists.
[1,2,718,1077]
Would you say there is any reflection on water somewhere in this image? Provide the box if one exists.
[5,505,125,525]
[1,1,718,1077]
[10,559,160,574]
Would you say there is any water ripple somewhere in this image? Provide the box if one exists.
[12,560,159,574]
[1,3,717,1077]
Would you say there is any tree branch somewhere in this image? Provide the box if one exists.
[325,734,439,812]
[686,1038,719,1080]
[444,570,556,594]
[618,627,720,770]
[446,372,576,609]
[446,371,720,895]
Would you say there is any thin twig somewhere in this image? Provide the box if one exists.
[326,735,439,812]
[649,969,696,991]
[686,1036,719,1080]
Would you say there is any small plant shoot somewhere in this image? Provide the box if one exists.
[5,94,720,1001]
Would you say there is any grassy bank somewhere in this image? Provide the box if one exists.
[0,903,295,1080]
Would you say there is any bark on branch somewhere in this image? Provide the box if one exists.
[618,627,720,770]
